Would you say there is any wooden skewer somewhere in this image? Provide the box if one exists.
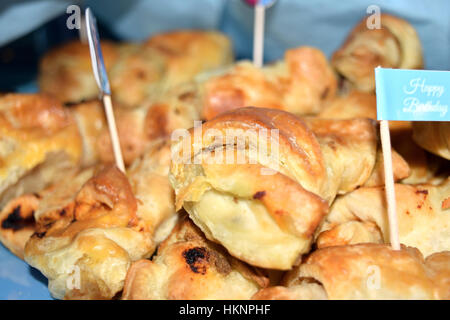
[252,3,265,68]
[103,94,125,172]
[379,120,400,250]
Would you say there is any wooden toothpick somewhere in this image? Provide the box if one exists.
[379,120,400,250]
[85,8,125,172]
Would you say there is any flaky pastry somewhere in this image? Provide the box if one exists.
[122,215,268,300]
[332,14,423,92]
[24,166,154,299]
[283,244,445,299]
[316,178,450,257]
[38,40,119,104]
[0,94,82,208]
[201,47,337,119]
[170,107,379,269]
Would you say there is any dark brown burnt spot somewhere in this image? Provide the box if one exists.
[182,247,209,275]
[416,190,428,195]
[321,87,330,100]
[253,191,266,200]
[34,231,46,238]
[1,206,35,231]
[179,91,195,102]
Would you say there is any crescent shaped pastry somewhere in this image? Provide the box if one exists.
[97,83,200,166]
[332,14,423,92]
[24,166,154,299]
[38,40,119,104]
[110,30,233,108]
[201,47,337,119]
[0,94,82,208]
[170,107,378,269]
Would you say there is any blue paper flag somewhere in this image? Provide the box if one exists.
[375,68,450,121]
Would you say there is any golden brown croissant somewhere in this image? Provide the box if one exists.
[282,244,445,299]
[332,14,423,92]
[0,165,93,259]
[110,30,233,108]
[0,94,82,208]
[316,178,450,257]
[122,215,268,300]
[170,107,379,269]
[200,47,337,120]
[24,166,154,299]
[413,122,450,160]
[38,40,119,104]
[317,90,449,185]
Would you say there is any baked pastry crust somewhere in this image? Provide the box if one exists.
[122,215,268,300]
[127,139,178,245]
[316,178,450,257]
[97,83,200,165]
[201,47,337,119]
[170,107,378,269]
[24,166,154,299]
[332,14,423,92]
[0,94,82,207]
[38,40,119,104]
[110,30,233,108]
[283,244,444,299]
[413,122,450,160]
[251,283,327,300]
[425,251,450,300]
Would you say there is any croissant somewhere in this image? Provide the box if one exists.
[24,166,154,299]
[200,46,337,120]
[122,215,268,300]
[0,94,82,208]
[318,90,448,185]
[316,178,450,257]
[110,30,233,108]
[412,122,450,160]
[170,107,379,269]
[38,40,119,104]
[97,83,200,165]
[280,244,447,299]
[332,14,423,92]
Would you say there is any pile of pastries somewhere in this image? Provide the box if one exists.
[0,14,449,300]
